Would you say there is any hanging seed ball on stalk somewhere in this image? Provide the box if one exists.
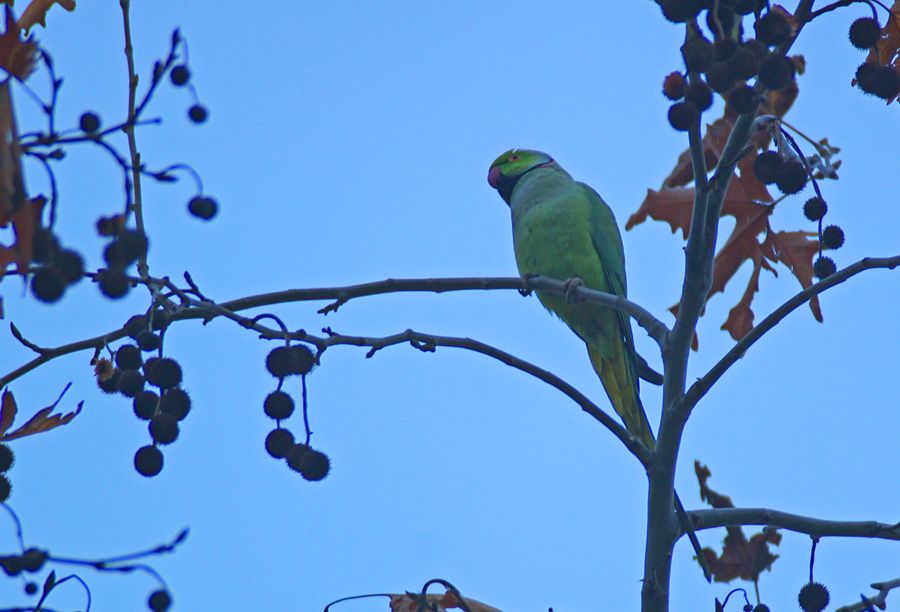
[848,17,881,50]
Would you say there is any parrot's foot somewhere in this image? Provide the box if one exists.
[563,277,585,303]
[518,273,538,296]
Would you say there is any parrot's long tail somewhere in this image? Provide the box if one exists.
[587,343,713,582]
[587,344,654,448]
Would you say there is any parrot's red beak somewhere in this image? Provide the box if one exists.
[487,166,501,189]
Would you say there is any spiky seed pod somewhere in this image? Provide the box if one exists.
[758,53,795,90]
[0,444,14,472]
[56,249,85,284]
[265,428,295,459]
[149,589,173,611]
[149,414,179,445]
[753,151,784,184]
[115,344,143,370]
[150,310,171,331]
[855,62,900,100]
[775,158,808,194]
[98,369,121,394]
[667,102,699,131]
[813,256,837,279]
[726,85,757,114]
[188,104,208,124]
[170,64,190,86]
[134,445,163,477]
[685,81,714,111]
[30,268,66,303]
[145,358,183,389]
[803,197,828,221]
[755,11,792,46]
[658,0,703,23]
[133,390,160,421]
[24,582,37,595]
[31,228,59,263]
[0,473,10,502]
[293,345,316,375]
[849,17,881,50]
[124,314,149,339]
[663,71,686,100]
[730,47,759,79]
[136,331,161,352]
[743,605,753,612]
[98,267,130,299]
[706,61,737,92]
[104,230,148,267]
[160,389,191,420]
[798,582,830,612]
[79,112,101,133]
[117,369,146,398]
[682,36,714,72]
[753,605,770,612]
[188,196,218,220]
[264,391,295,420]
[821,225,845,249]
[286,443,311,472]
[299,449,331,482]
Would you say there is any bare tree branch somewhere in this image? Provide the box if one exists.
[0,275,668,389]
[683,507,900,541]
[685,255,900,410]
[836,576,900,612]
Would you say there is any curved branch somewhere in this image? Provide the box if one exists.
[224,276,668,346]
[683,507,900,541]
[1,275,668,389]
[317,328,651,466]
[685,255,900,410]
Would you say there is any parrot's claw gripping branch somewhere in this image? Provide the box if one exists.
[562,276,586,303]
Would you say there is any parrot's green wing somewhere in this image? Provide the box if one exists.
[579,183,655,447]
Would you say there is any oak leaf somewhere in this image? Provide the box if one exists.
[0,382,82,442]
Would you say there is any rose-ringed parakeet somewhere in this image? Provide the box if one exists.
[487,149,654,447]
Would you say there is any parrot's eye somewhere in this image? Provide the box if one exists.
[510,154,519,161]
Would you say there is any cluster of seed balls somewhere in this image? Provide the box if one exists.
[96,312,188,478]
[752,151,844,279]
[262,344,331,482]
[660,0,898,136]
[661,1,804,131]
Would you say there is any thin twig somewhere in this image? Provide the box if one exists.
[119,0,148,278]
[685,508,900,540]
[685,255,900,410]
[835,577,900,612]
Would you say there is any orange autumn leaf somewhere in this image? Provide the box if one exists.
[17,0,75,34]
[0,383,82,442]
[390,591,502,612]
[0,6,38,79]
[695,461,781,583]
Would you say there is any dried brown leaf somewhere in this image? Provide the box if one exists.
[0,382,82,442]
[17,0,75,33]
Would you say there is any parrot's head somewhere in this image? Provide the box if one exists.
[487,149,556,204]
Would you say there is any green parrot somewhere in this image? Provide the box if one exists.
[487,149,654,448]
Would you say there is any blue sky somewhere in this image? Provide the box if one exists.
[1,1,898,610]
